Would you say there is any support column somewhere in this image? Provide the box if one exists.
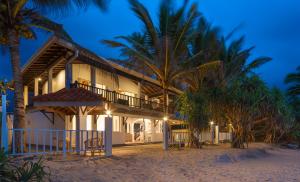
[75,107,87,154]
[151,120,155,142]
[23,85,28,107]
[215,125,219,144]
[163,120,168,150]
[65,63,72,89]
[34,78,39,96]
[91,66,96,87]
[48,68,53,93]
[1,94,8,152]
[104,117,113,157]
[137,82,141,98]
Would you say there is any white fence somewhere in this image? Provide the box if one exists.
[169,131,232,146]
[8,129,104,156]
[219,132,232,142]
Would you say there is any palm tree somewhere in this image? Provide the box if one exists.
[0,0,73,129]
[103,0,219,117]
[0,0,109,131]
[285,66,300,97]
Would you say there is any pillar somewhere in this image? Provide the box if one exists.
[163,120,168,150]
[65,63,72,89]
[48,68,53,93]
[91,67,96,87]
[34,78,39,96]
[137,82,141,98]
[151,120,155,142]
[23,85,28,106]
[1,95,8,152]
[75,107,87,154]
[214,125,219,144]
[104,117,112,157]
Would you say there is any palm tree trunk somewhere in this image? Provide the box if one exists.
[8,30,25,152]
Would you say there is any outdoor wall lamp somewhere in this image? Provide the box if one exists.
[163,116,168,121]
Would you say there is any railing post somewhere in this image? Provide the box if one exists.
[63,130,66,158]
[1,94,8,153]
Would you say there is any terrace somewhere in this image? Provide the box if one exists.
[71,81,175,114]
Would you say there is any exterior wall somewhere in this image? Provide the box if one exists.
[72,64,91,84]
[95,66,139,94]
[25,111,65,130]
[42,81,48,94]
[118,75,139,96]
[112,132,125,145]
[24,111,65,145]
[41,69,65,94]
[53,70,65,92]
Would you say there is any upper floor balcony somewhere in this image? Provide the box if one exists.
[71,82,175,114]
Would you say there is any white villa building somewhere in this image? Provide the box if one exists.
[21,35,184,153]
[0,35,231,156]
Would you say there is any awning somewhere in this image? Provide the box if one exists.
[32,87,103,107]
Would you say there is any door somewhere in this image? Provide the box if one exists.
[134,123,141,142]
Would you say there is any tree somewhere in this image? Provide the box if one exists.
[103,0,219,117]
[285,66,300,97]
[177,90,210,148]
[0,0,74,152]
[285,66,300,143]
[1,0,109,143]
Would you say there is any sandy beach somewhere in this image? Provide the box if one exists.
[44,143,300,182]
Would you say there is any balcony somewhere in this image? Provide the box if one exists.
[71,82,174,113]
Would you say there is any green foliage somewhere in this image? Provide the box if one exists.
[0,149,13,182]
[178,90,210,130]
[177,90,210,148]
[285,66,300,97]
[0,148,50,182]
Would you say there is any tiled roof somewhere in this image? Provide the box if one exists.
[32,88,103,102]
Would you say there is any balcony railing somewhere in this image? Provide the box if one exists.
[71,82,173,113]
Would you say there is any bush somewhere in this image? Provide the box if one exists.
[0,148,50,181]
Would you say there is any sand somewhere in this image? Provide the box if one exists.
[44,143,300,182]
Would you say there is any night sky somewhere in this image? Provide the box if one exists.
[1,0,299,90]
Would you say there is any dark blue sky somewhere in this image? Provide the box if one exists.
[1,0,299,89]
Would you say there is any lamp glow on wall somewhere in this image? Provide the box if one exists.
[106,110,112,117]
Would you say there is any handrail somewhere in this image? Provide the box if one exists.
[71,81,174,113]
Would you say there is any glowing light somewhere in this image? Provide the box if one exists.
[163,116,168,121]
[38,77,42,81]
[210,121,214,125]
[106,110,112,116]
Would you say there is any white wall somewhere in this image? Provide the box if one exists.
[42,81,48,94]
[72,64,91,84]
[53,70,65,92]
[95,67,139,95]
[24,111,65,145]
[112,132,125,145]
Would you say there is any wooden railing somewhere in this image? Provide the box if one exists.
[71,82,174,113]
